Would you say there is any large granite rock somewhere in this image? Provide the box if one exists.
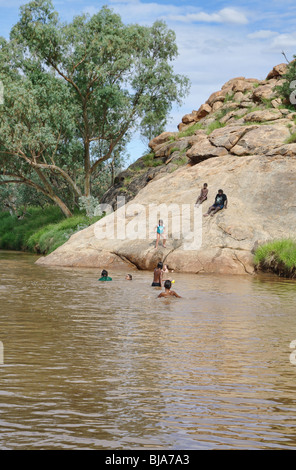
[36,63,296,275]
[36,153,296,275]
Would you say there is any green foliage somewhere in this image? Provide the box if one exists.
[206,120,226,134]
[285,131,296,144]
[254,239,296,278]
[178,122,204,138]
[0,206,64,251]
[276,60,296,107]
[260,98,274,109]
[142,153,163,167]
[224,92,235,103]
[173,156,188,166]
[27,214,102,254]
[0,1,189,216]
[0,205,103,253]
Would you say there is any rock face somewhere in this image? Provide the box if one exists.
[36,64,296,275]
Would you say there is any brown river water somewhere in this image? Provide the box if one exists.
[0,250,296,450]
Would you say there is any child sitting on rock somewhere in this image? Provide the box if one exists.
[195,183,208,207]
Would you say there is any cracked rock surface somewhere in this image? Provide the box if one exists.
[36,64,296,275]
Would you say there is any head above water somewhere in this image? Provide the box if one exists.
[101,269,108,277]
[125,274,132,280]
[164,280,172,290]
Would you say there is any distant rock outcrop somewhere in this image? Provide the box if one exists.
[36,64,296,275]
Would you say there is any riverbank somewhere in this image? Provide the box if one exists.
[0,207,102,254]
[254,239,296,279]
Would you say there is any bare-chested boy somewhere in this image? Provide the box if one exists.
[152,262,163,287]
[158,280,181,298]
[195,183,208,207]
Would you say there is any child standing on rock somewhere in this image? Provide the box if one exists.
[155,219,166,249]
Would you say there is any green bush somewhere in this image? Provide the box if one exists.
[254,239,296,278]
[0,206,64,251]
[26,214,102,254]
[0,206,103,254]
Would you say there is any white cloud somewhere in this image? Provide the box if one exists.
[270,33,296,49]
[168,8,249,25]
[92,2,249,26]
[248,30,278,39]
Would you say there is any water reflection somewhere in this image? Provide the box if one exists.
[0,251,296,449]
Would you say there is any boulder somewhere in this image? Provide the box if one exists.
[149,132,176,151]
[243,109,283,122]
[266,63,288,80]
[252,84,277,102]
[36,154,296,276]
[206,90,225,106]
[208,125,255,150]
[230,123,290,154]
[195,103,212,121]
[186,139,229,164]
[182,111,198,124]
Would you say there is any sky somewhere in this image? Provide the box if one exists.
[1,0,296,163]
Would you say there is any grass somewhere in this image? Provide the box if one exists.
[223,92,235,103]
[177,122,204,138]
[0,206,103,254]
[173,156,188,166]
[142,153,163,167]
[254,239,296,278]
[206,120,226,135]
[0,206,65,251]
[285,131,296,144]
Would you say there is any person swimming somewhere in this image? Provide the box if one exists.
[158,280,181,298]
[98,269,112,281]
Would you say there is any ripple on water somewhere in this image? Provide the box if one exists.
[1,254,296,449]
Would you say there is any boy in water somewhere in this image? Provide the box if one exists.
[125,274,132,280]
[155,219,166,249]
[98,269,112,281]
[152,262,163,287]
[204,189,227,217]
[158,280,181,298]
[195,183,208,207]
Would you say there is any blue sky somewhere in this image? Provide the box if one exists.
[1,0,296,163]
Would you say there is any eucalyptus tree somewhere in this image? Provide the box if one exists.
[0,39,82,217]
[10,0,189,199]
